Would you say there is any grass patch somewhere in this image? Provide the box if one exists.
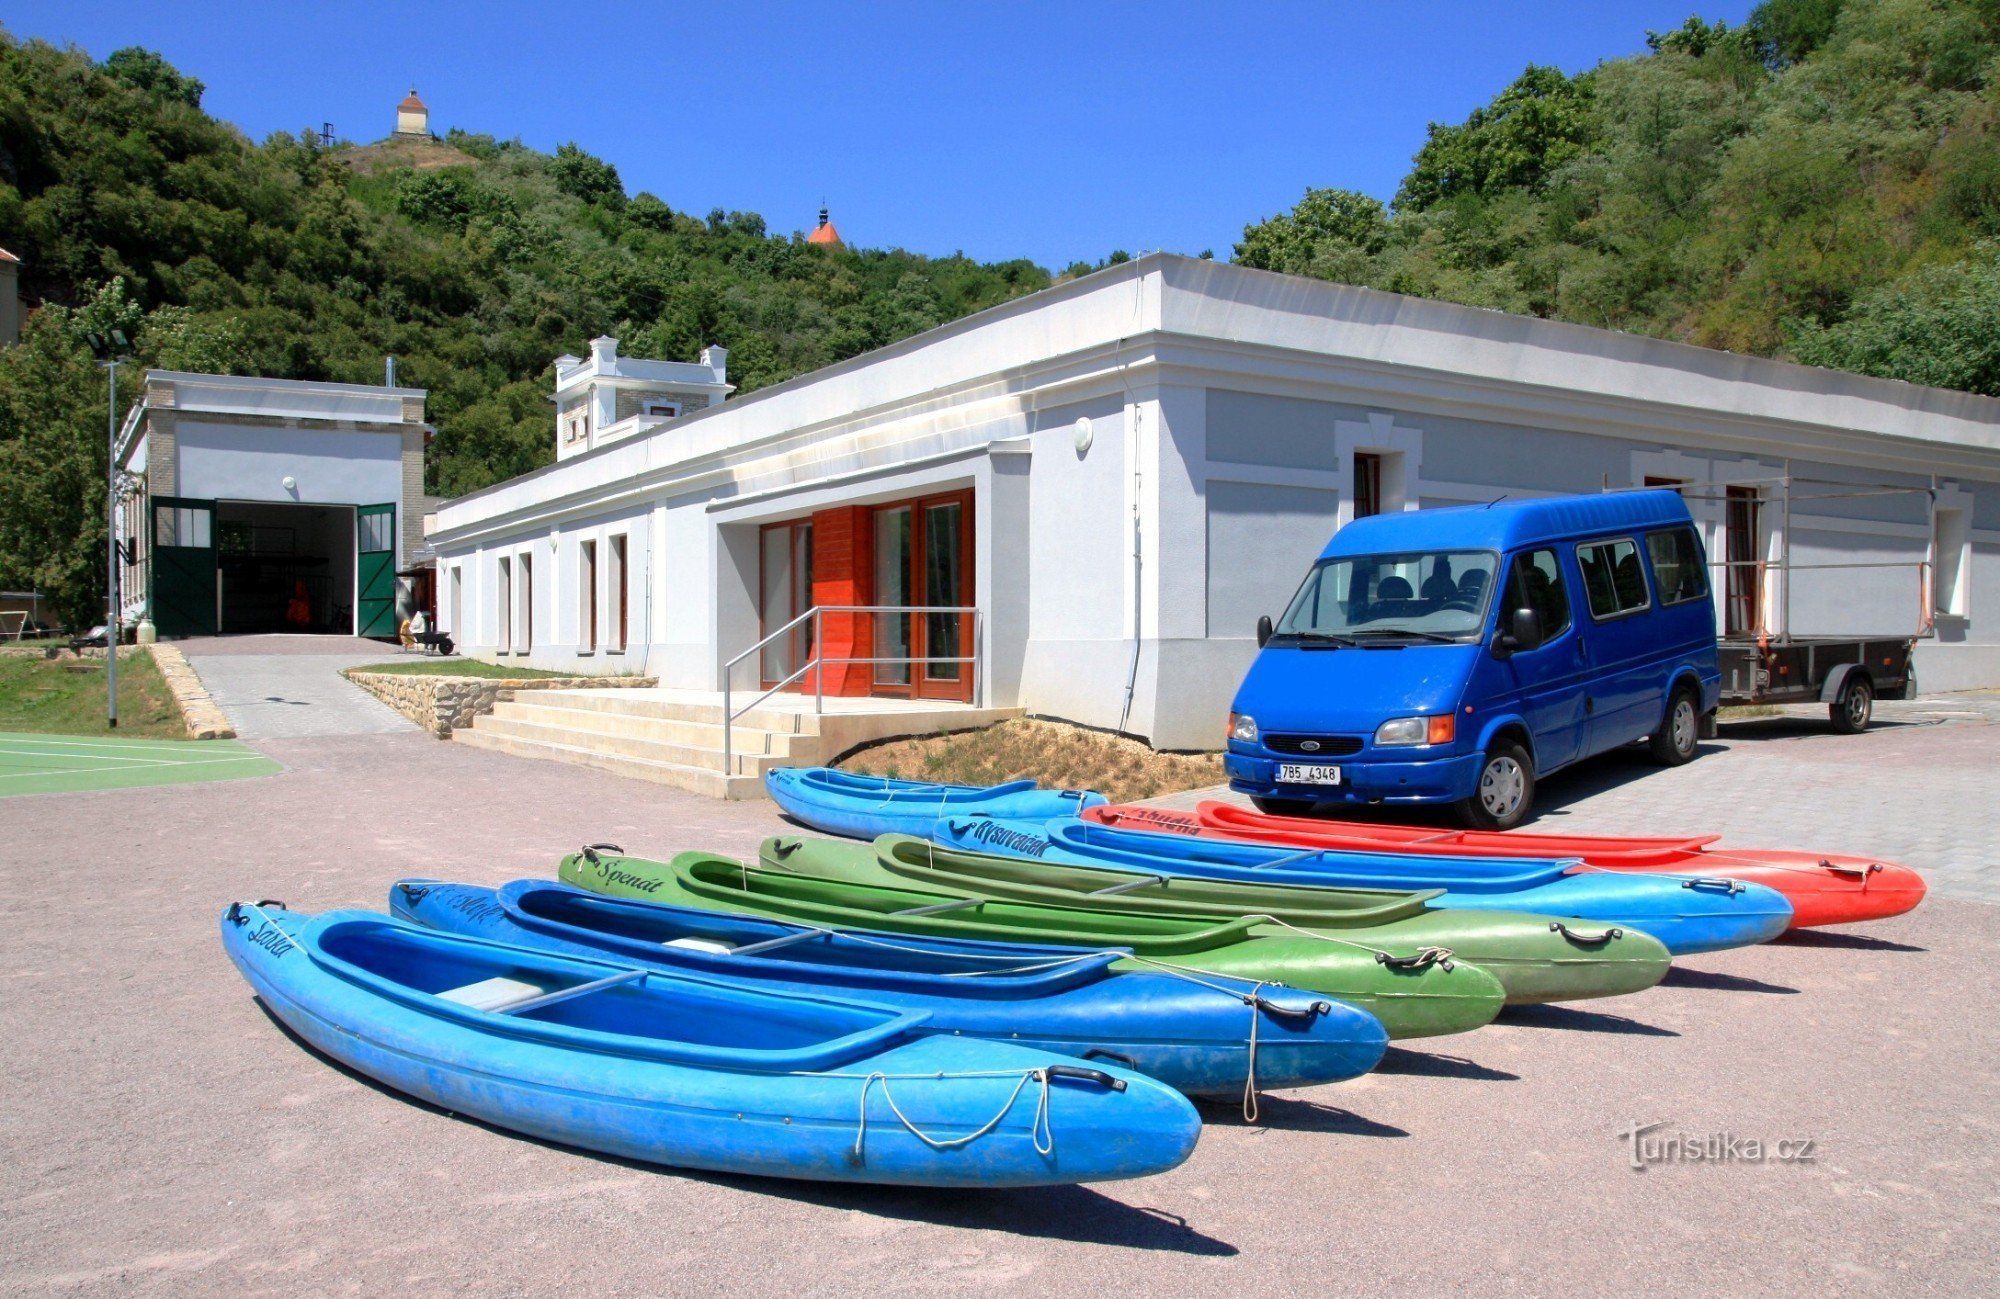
[1717,704,1783,720]
[349,659,577,679]
[839,718,1225,803]
[0,649,188,739]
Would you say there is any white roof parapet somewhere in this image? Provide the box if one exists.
[139,370,423,426]
[552,336,733,397]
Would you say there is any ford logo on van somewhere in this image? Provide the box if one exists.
[1298,740,1321,752]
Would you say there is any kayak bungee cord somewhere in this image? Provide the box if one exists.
[811,1065,1070,1162]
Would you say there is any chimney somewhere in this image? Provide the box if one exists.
[700,343,729,385]
[588,336,619,369]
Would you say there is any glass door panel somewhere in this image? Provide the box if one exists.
[759,520,814,687]
[920,501,964,690]
[873,506,912,687]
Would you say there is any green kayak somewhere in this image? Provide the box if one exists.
[557,848,1507,1039]
[757,834,1672,1006]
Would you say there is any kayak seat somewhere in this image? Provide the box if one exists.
[436,976,547,1012]
[662,936,735,955]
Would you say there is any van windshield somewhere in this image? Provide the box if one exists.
[1272,550,1500,643]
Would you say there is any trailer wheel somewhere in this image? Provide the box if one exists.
[1648,686,1702,766]
[1456,740,1534,830]
[1830,675,1874,734]
[1251,796,1316,817]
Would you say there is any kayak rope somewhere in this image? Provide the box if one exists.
[1248,912,1456,971]
[816,1067,1055,1160]
[227,900,302,955]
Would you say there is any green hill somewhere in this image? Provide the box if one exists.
[1236,0,2000,396]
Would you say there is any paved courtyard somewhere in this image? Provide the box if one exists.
[177,636,417,739]
[1,697,1995,1295]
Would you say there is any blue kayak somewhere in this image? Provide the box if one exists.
[392,878,1389,1097]
[766,767,1106,839]
[222,902,1200,1187]
[934,816,1794,955]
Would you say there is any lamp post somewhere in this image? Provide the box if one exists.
[85,329,134,729]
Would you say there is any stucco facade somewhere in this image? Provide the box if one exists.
[428,254,2000,749]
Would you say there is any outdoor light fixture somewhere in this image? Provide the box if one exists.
[282,475,297,492]
[1073,416,1093,454]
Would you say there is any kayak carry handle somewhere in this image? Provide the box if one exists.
[770,838,801,859]
[1681,877,1746,894]
[1081,1048,1140,1069]
[396,882,434,904]
[580,843,624,865]
[1818,858,1882,878]
[1251,995,1332,1023]
[1376,946,1455,972]
[225,899,285,928]
[1549,920,1624,945]
[1043,1065,1126,1092]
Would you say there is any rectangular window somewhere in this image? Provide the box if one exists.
[449,566,462,637]
[1500,549,1572,639]
[641,399,682,419]
[1644,475,1686,494]
[1577,538,1651,619]
[358,510,393,553]
[497,557,512,653]
[1934,506,1969,618]
[578,540,597,651]
[1645,527,1708,606]
[1725,486,1762,636]
[608,534,628,651]
[519,552,533,652]
[1354,453,1383,519]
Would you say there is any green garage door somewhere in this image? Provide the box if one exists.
[152,497,218,637]
[356,504,397,637]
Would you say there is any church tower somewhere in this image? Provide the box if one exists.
[395,89,430,137]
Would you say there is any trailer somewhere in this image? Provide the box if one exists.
[1682,468,1936,734]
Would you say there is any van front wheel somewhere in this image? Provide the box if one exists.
[1457,741,1534,830]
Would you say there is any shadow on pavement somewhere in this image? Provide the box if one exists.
[1776,929,1926,953]
[1374,1045,1518,1081]
[251,999,1238,1256]
[1496,1003,1679,1036]
[1195,1094,1409,1137]
[1659,967,1799,994]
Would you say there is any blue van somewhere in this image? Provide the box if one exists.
[1226,490,1720,829]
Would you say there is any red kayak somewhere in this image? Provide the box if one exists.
[1082,802,1926,930]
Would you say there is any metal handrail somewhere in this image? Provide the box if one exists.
[722,605,981,773]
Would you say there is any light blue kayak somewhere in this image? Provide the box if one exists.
[221,902,1200,1187]
[391,878,1390,1096]
[933,815,1794,955]
[766,767,1106,839]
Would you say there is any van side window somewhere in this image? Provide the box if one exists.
[1501,549,1571,640]
[1645,526,1708,605]
[1577,538,1651,619]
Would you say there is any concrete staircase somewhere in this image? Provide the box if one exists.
[452,687,1020,799]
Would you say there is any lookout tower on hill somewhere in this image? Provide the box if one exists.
[806,206,843,247]
[395,89,430,137]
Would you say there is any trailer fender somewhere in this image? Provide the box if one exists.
[1819,662,1868,704]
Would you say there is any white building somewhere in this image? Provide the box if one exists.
[115,372,435,638]
[428,254,2000,753]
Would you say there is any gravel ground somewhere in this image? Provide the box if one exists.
[2,722,1996,1296]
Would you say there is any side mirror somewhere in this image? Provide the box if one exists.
[1496,606,1544,657]
[1256,615,1274,648]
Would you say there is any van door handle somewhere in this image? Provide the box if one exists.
[1575,640,1588,661]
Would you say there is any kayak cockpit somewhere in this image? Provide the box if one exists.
[303,913,927,1072]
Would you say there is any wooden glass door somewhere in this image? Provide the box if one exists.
[1725,486,1762,636]
[759,519,814,687]
[870,490,973,702]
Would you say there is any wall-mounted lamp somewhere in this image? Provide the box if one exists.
[281,475,297,493]
[1073,416,1093,456]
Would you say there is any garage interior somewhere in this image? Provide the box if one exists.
[216,500,355,634]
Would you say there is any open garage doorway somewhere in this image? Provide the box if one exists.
[215,501,356,635]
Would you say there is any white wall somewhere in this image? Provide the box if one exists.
[175,421,403,513]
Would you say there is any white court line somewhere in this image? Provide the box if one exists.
[0,753,274,780]
[0,748,177,767]
[0,735,239,754]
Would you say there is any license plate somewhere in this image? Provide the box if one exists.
[1277,763,1342,786]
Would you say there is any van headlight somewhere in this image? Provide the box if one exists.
[1374,715,1457,747]
[1229,712,1258,743]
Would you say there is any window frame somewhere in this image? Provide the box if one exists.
[641,398,682,420]
[1643,526,1709,607]
[1500,547,1574,643]
[1575,536,1653,623]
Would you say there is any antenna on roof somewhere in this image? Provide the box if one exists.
[1482,495,1509,509]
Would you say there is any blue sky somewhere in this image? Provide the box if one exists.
[9,1,1755,268]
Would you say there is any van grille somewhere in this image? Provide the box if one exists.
[1265,734,1364,756]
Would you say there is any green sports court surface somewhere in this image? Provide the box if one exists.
[0,732,282,797]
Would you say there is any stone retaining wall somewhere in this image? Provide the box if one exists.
[150,644,235,739]
[344,671,656,738]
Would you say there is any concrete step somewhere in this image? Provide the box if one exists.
[452,727,765,799]
[484,701,807,757]
[470,713,786,777]
[505,689,819,734]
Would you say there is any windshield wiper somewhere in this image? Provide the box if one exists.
[1349,628,1463,644]
[1278,631,1358,648]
